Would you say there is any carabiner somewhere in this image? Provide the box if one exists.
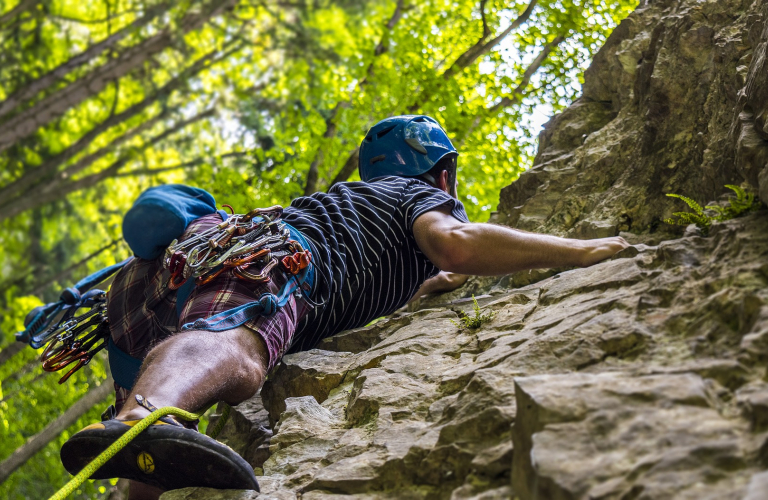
[225,248,270,268]
[57,355,90,384]
[233,258,278,282]
[168,270,187,290]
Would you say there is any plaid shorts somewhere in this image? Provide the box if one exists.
[107,213,312,410]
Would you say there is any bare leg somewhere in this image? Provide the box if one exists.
[116,326,270,421]
[117,327,269,499]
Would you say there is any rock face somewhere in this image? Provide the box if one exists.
[496,0,768,238]
[161,0,768,498]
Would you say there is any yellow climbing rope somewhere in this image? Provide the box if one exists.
[48,403,231,500]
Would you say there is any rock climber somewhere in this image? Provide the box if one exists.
[60,115,629,499]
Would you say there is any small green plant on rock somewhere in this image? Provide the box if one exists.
[663,184,761,236]
[452,295,495,329]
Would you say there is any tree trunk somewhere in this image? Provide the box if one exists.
[329,147,360,187]
[0,44,236,210]
[0,378,114,484]
[0,0,38,27]
[0,343,24,367]
[0,0,236,154]
[0,2,172,118]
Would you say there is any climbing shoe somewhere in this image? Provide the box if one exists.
[60,402,259,491]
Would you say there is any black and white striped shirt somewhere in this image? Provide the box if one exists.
[282,176,469,352]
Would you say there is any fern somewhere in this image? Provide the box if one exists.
[664,184,762,236]
[452,295,495,330]
[666,193,705,215]
[704,184,759,221]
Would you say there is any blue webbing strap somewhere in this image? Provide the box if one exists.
[17,257,133,347]
[108,337,143,390]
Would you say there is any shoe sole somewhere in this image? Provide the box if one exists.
[60,423,260,491]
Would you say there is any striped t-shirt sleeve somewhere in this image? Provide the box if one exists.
[402,181,471,231]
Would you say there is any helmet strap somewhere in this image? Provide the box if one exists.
[419,173,437,186]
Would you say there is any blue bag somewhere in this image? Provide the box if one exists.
[123,184,220,260]
[16,185,222,348]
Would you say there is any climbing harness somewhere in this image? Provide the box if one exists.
[17,200,315,386]
[48,396,232,500]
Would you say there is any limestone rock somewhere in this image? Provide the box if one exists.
[209,393,273,470]
[512,372,752,499]
[744,471,768,500]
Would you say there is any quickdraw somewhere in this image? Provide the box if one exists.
[38,294,110,384]
[162,205,312,290]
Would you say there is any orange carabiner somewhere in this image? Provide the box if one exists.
[42,348,87,372]
[168,270,187,290]
[195,266,227,286]
[40,336,67,363]
[225,248,269,268]
[57,356,90,384]
[281,250,312,275]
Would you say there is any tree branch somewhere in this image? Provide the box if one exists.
[330,0,541,185]
[48,8,139,25]
[441,0,537,81]
[0,237,123,298]
[43,110,216,191]
[114,152,246,178]
[0,0,237,153]
[306,0,405,194]
[0,1,171,118]
[459,35,565,144]
[0,113,223,222]
[329,147,360,187]
[489,35,564,113]
[52,107,215,187]
[0,44,237,208]
[28,239,123,296]
[113,158,205,177]
[0,343,24,367]
[0,379,113,484]
[480,0,490,39]
[0,0,38,27]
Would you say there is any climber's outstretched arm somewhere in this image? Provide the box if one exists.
[408,271,469,304]
[413,208,629,276]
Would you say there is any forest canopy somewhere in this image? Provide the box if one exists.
[0,0,636,497]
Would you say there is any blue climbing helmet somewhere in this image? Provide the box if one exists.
[358,115,458,182]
